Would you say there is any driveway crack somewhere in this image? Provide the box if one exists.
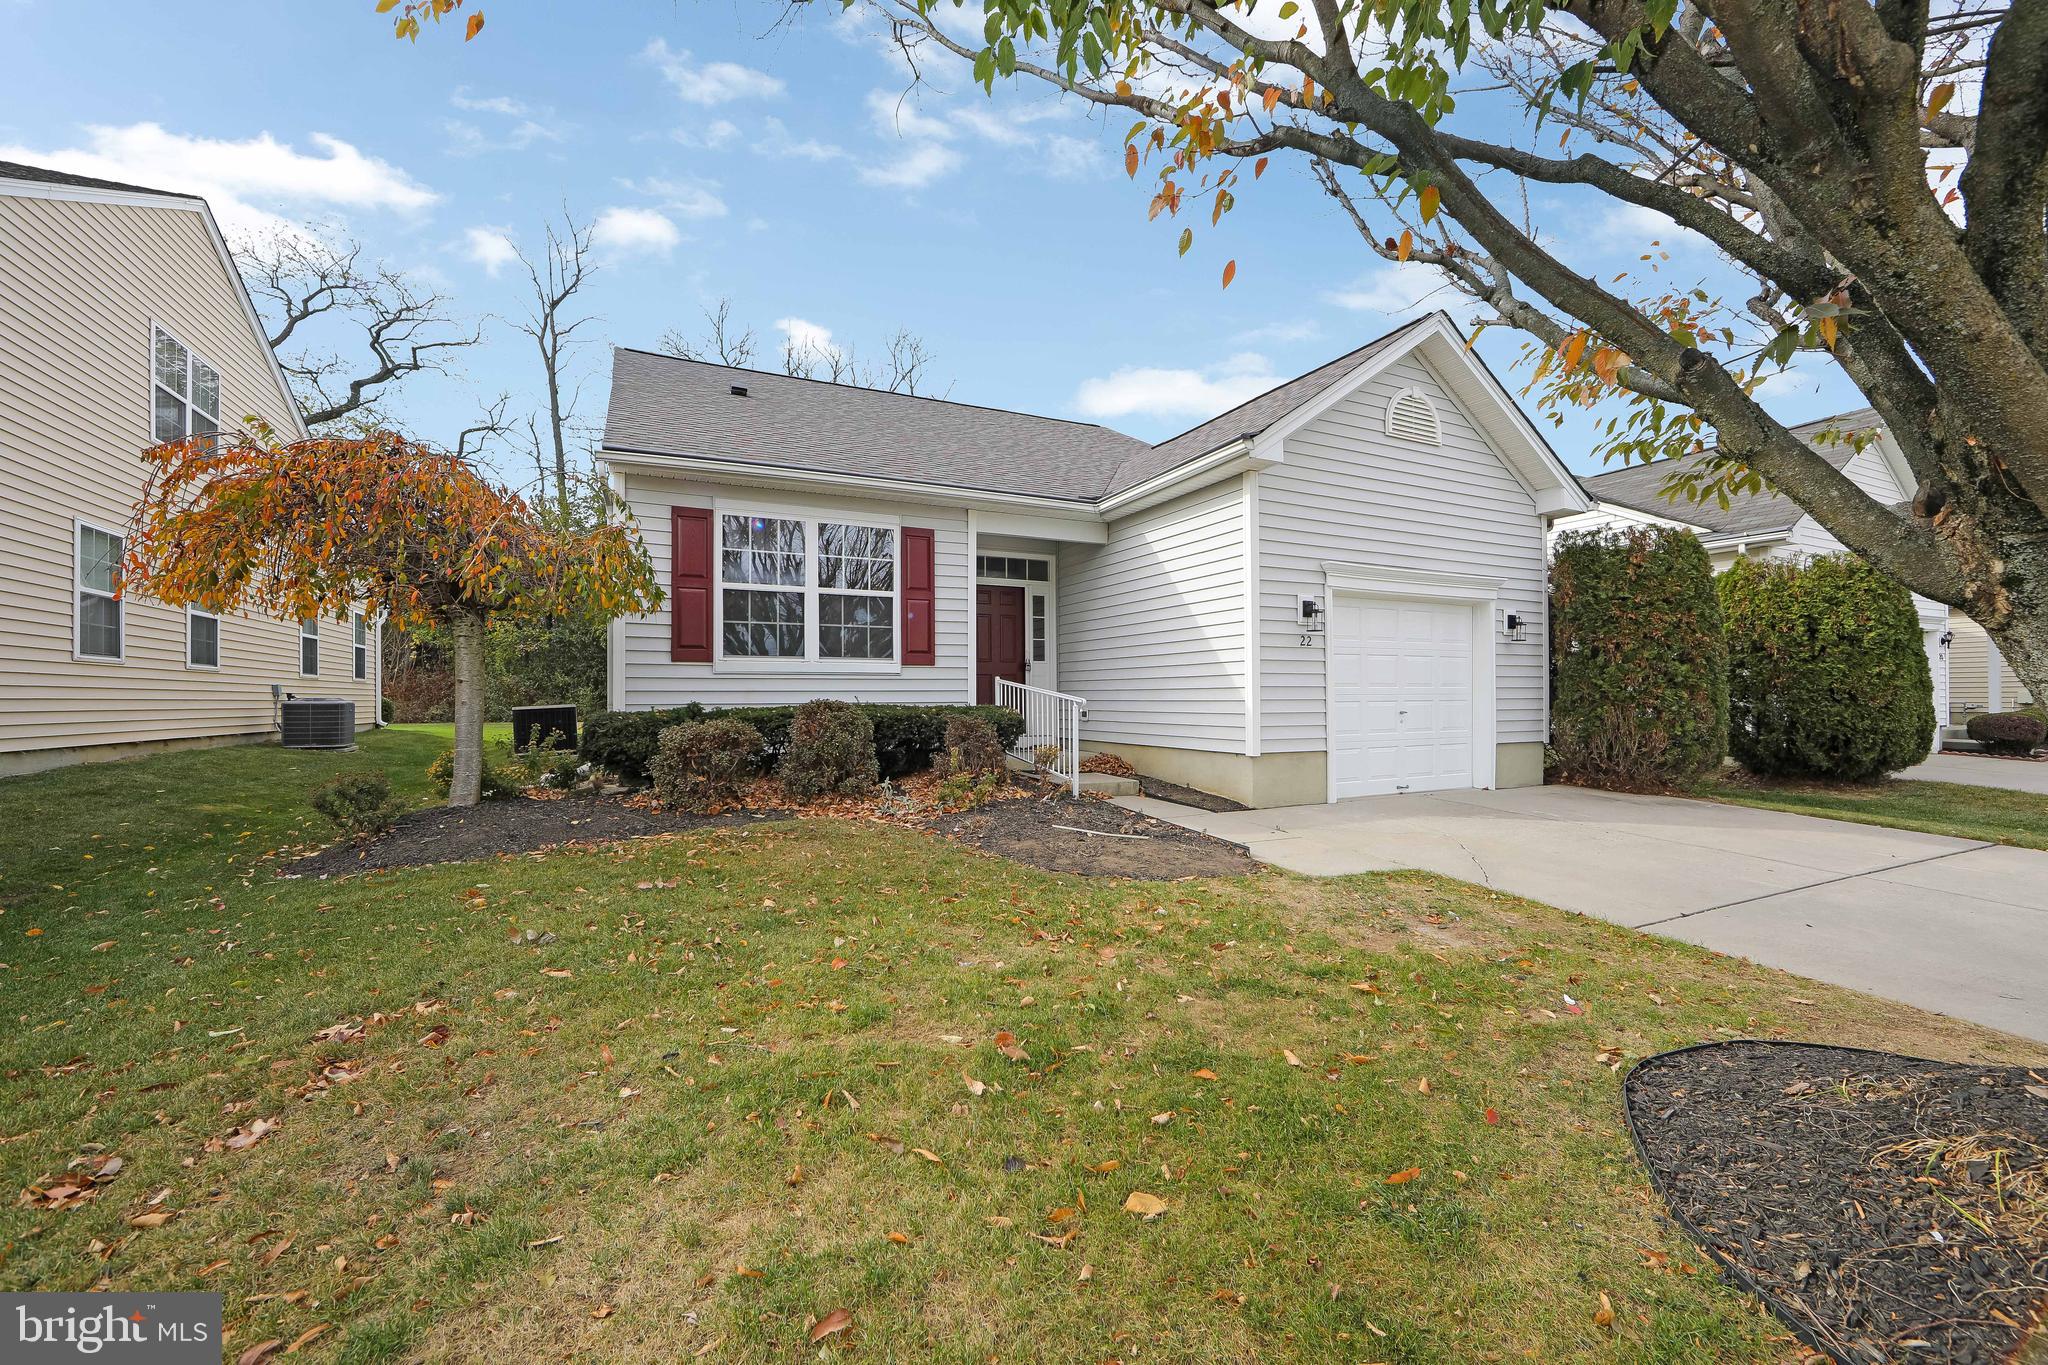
[1635,843,1996,928]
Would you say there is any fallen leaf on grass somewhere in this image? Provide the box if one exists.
[1383,1167,1421,1185]
[1085,1160,1121,1174]
[526,1235,563,1249]
[216,1118,278,1153]
[963,1073,987,1097]
[126,1209,176,1228]
[1034,1228,1078,1248]
[809,1308,852,1342]
[886,1231,909,1244]
[542,968,573,979]
[1122,1191,1168,1219]
[236,1341,281,1365]
[1282,1049,1304,1068]
[285,1324,330,1353]
[1593,1292,1615,1328]
[417,1025,451,1048]
[1150,1112,1173,1126]
[910,1147,944,1165]
[1483,1107,1500,1125]
[1191,1068,1219,1081]
[257,1235,293,1269]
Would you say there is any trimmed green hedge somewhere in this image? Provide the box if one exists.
[1965,709,2046,756]
[581,702,1026,784]
[1549,526,1728,788]
[1718,554,1934,782]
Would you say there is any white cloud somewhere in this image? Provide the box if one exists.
[868,89,958,142]
[443,117,562,157]
[1074,351,1281,422]
[673,118,742,151]
[0,123,436,239]
[463,225,519,276]
[450,88,530,117]
[762,118,847,162]
[776,316,845,367]
[623,175,728,220]
[1042,134,1101,180]
[859,142,962,189]
[643,38,786,106]
[591,205,682,255]
[1326,264,1445,317]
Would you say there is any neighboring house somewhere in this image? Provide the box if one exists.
[1550,409,1963,742]
[0,162,378,776]
[598,312,1590,807]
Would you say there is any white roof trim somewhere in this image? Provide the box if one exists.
[1249,312,1592,513]
[598,447,1110,520]
[0,172,308,441]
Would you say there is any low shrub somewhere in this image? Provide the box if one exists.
[1719,554,1934,782]
[427,747,527,801]
[582,703,1026,784]
[1548,526,1727,789]
[650,719,763,810]
[940,714,1006,776]
[310,769,405,838]
[935,769,1004,810]
[522,737,585,791]
[1965,710,2046,756]
[780,700,879,801]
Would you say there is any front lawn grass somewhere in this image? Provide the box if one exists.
[1696,771,2048,850]
[2,734,2040,1363]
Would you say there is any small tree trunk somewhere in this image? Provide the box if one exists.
[448,609,487,808]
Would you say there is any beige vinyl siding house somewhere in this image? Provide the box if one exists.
[1949,615,2031,724]
[600,313,1591,808]
[0,163,376,775]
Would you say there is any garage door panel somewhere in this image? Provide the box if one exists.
[1329,594,1478,800]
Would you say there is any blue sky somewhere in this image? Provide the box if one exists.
[6,1,1863,484]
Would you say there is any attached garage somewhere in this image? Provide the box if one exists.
[1324,566,1502,802]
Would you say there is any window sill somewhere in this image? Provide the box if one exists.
[711,660,903,678]
[73,652,125,665]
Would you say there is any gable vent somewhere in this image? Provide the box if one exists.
[1385,388,1441,445]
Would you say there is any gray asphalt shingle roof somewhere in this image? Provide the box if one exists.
[600,316,1440,503]
[1580,410,1881,539]
[0,159,196,200]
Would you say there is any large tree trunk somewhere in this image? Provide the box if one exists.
[447,609,487,808]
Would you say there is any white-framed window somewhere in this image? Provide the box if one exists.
[352,612,369,681]
[1031,592,1048,663]
[716,511,898,664]
[152,325,220,445]
[187,606,220,669]
[975,554,1049,582]
[299,618,319,676]
[75,521,124,661]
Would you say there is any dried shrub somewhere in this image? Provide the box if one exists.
[780,700,879,801]
[650,718,763,811]
[940,714,1006,776]
[310,769,405,838]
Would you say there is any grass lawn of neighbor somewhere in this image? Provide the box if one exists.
[1697,770,2048,851]
[3,728,2041,1362]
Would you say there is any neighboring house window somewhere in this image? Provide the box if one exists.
[76,523,123,660]
[352,612,369,681]
[1031,593,1047,663]
[716,513,898,662]
[152,326,220,445]
[187,607,220,669]
[300,619,319,676]
[976,555,1048,582]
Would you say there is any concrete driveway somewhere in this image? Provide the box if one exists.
[1118,784,2048,1043]
[1903,751,2048,794]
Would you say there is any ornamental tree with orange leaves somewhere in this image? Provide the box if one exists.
[125,433,661,807]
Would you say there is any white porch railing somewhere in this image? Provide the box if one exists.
[994,678,1086,797]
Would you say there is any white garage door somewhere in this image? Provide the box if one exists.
[1329,595,1474,800]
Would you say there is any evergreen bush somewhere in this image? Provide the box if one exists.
[780,700,880,801]
[1718,554,1934,781]
[650,719,763,810]
[1549,526,1728,788]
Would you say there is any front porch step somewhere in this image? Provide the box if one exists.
[1001,755,1140,796]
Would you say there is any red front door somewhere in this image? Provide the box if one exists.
[976,585,1026,704]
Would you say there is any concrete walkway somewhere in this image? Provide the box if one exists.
[1117,784,2048,1043]
[1903,751,2048,794]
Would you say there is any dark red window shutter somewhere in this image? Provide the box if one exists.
[901,526,936,665]
[670,506,714,663]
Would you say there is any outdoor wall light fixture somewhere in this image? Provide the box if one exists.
[1501,612,1528,642]
[1300,596,1325,632]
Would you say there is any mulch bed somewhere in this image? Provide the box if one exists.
[283,795,766,878]
[1134,775,1250,813]
[1625,1040,2048,1364]
[925,788,1257,879]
